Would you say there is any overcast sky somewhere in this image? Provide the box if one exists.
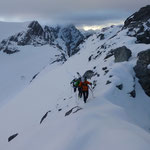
[0,0,149,27]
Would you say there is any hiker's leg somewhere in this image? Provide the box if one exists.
[78,88,80,97]
[79,88,82,98]
[83,91,86,103]
[85,91,89,103]
[74,87,76,92]
[86,90,89,99]
[80,90,82,98]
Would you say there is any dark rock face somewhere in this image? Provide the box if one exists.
[28,21,44,36]
[15,21,44,46]
[136,31,150,44]
[104,70,109,75]
[129,89,136,98]
[124,5,150,28]
[16,21,44,46]
[58,25,84,56]
[116,84,123,90]
[3,48,19,54]
[97,33,105,40]
[123,5,150,44]
[102,67,107,70]
[40,110,51,124]
[43,26,58,43]
[134,49,150,96]
[8,133,18,142]
[106,80,111,85]
[30,72,40,83]
[65,106,82,116]
[114,46,132,62]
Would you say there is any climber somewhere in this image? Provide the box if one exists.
[70,77,82,98]
[76,77,82,98]
[79,77,92,103]
[70,78,78,92]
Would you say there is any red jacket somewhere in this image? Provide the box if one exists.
[79,81,92,91]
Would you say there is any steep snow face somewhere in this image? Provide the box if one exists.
[0,24,150,150]
[0,44,62,107]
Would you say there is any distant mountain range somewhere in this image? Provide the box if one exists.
[0,21,85,57]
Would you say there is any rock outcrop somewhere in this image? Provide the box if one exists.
[114,46,132,62]
[123,5,150,44]
[134,49,150,96]
[65,106,82,116]
[8,133,18,142]
[40,110,51,124]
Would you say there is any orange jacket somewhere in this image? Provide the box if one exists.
[79,81,92,91]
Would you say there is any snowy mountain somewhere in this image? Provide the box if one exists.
[0,21,84,56]
[0,5,150,150]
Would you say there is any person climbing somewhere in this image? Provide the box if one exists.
[79,77,92,103]
[76,77,82,98]
[70,78,78,92]
[70,77,82,97]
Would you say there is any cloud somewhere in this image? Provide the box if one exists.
[0,0,149,25]
[46,10,129,26]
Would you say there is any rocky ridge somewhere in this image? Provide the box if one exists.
[123,5,150,44]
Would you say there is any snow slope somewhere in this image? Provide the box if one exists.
[0,24,150,150]
[0,44,62,107]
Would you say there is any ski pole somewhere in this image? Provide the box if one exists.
[89,86,95,98]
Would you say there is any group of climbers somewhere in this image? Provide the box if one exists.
[70,76,92,103]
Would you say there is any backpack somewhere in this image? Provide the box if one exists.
[74,80,80,87]
[81,81,89,91]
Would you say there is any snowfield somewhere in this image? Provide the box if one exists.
[0,45,62,107]
[0,22,150,150]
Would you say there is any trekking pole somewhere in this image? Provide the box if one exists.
[89,86,95,98]
[70,84,73,96]
[74,91,79,106]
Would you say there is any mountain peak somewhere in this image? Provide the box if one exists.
[28,21,44,36]
[28,21,40,28]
